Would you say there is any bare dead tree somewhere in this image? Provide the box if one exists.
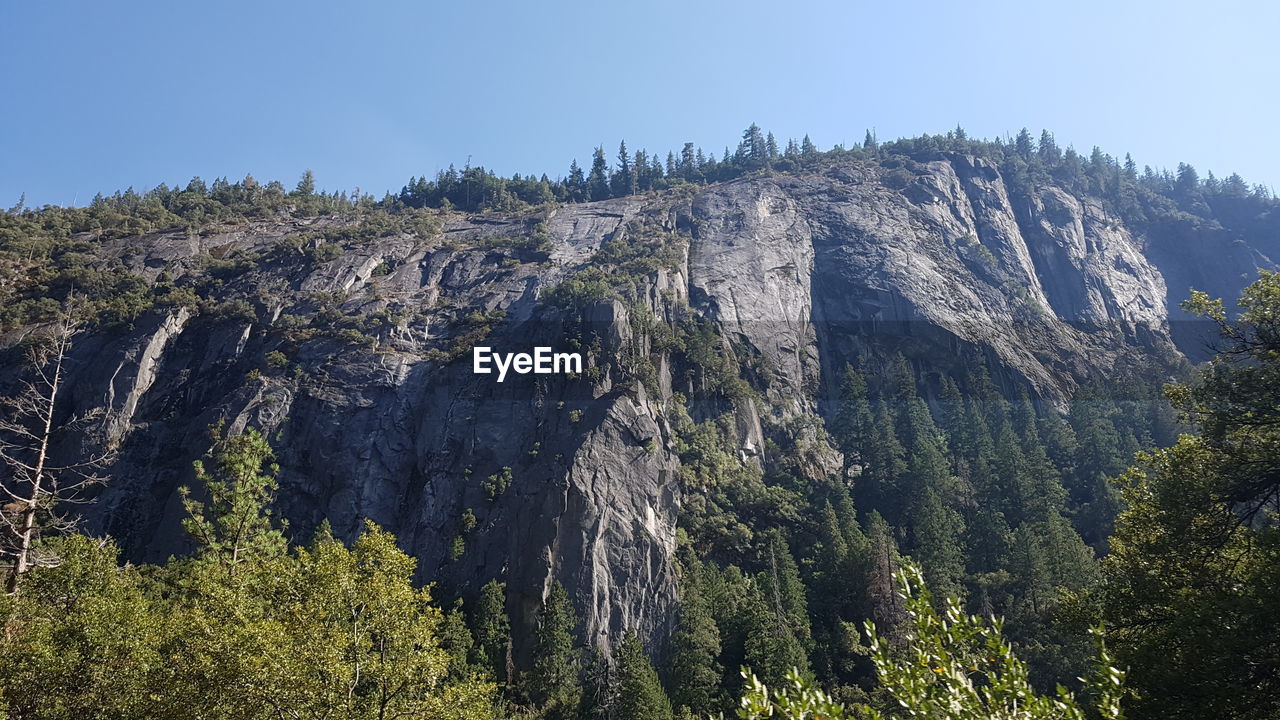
[1,309,114,594]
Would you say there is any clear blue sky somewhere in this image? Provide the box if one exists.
[3,0,1276,208]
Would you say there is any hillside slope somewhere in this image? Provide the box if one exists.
[1,153,1274,656]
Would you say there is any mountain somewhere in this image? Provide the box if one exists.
[1,137,1277,678]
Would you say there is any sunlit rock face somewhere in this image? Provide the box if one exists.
[10,155,1272,657]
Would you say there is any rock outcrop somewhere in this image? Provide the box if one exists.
[6,155,1274,657]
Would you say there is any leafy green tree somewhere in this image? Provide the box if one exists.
[1103,272,1280,720]
[0,536,165,719]
[734,560,1125,720]
[244,523,498,719]
[862,561,1124,720]
[614,631,673,720]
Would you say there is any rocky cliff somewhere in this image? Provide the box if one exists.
[5,154,1274,657]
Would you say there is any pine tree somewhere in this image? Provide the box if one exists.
[1014,128,1035,159]
[588,147,610,202]
[739,124,767,169]
[810,500,866,681]
[567,160,586,203]
[293,169,316,197]
[471,579,511,685]
[743,576,809,688]
[858,400,907,521]
[864,511,904,631]
[758,532,812,652]
[615,631,674,720]
[1038,130,1061,164]
[180,426,287,576]
[611,141,633,197]
[669,581,722,716]
[523,582,582,719]
[830,364,872,477]
[908,486,966,601]
[440,599,478,680]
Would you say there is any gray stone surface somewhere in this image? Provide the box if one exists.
[9,155,1275,658]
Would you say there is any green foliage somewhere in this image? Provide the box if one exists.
[264,349,289,370]
[180,426,287,574]
[735,668,853,720]
[541,266,618,310]
[733,560,1125,720]
[459,508,478,533]
[0,513,499,720]
[308,241,344,263]
[1102,271,1280,720]
[471,580,511,684]
[863,561,1124,720]
[668,579,724,716]
[614,631,673,720]
[0,535,165,719]
[521,582,582,720]
[483,466,513,501]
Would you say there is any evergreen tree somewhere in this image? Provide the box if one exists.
[471,579,511,685]
[566,160,586,202]
[742,577,809,688]
[293,169,316,197]
[588,147,610,201]
[1104,272,1280,720]
[908,487,966,601]
[180,426,287,576]
[668,581,722,716]
[614,631,674,720]
[739,123,767,169]
[758,532,812,653]
[1038,129,1061,164]
[523,582,582,719]
[830,364,872,476]
[858,400,907,520]
[611,141,633,197]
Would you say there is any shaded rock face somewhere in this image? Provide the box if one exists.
[12,156,1274,657]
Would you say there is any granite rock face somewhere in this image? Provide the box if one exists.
[9,155,1275,657]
